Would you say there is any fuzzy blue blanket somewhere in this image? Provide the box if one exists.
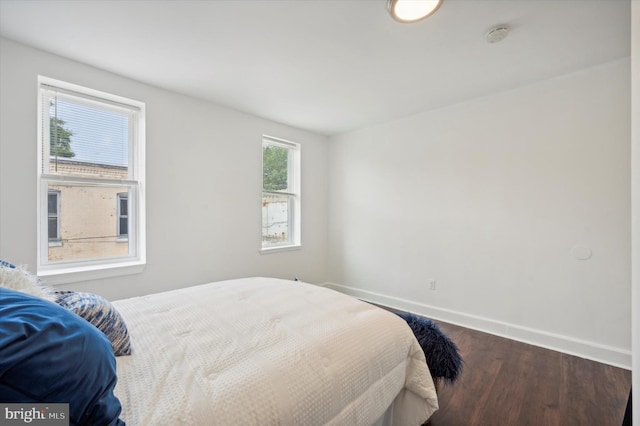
[397,312,463,384]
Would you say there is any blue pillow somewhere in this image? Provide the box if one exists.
[0,288,125,426]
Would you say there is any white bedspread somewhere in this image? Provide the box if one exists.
[113,277,438,425]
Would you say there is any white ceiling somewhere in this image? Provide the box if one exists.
[0,0,631,136]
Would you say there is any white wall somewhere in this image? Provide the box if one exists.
[0,38,329,300]
[327,59,631,368]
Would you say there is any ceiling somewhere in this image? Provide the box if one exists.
[0,0,631,136]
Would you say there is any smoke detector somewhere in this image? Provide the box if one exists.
[485,25,509,43]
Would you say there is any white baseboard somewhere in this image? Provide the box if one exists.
[324,282,631,370]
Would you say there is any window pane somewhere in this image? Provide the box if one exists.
[48,217,58,239]
[119,197,128,216]
[47,182,130,262]
[46,95,129,179]
[263,145,289,191]
[262,193,291,246]
[48,193,57,214]
[119,218,128,236]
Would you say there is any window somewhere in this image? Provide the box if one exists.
[117,193,128,239]
[37,76,145,283]
[261,136,300,251]
[48,190,60,245]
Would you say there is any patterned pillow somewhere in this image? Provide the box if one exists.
[0,259,16,268]
[0,262,57,303]
[56,291,132,357]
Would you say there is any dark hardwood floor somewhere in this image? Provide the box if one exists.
[423,320,632,426]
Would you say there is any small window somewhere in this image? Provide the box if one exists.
[117,192,128,238]
[48,190,61,245]
[261,136,300,251]
[37,76,145,283]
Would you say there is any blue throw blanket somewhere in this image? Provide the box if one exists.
[397,312,462,384]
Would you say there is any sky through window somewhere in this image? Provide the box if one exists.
[50,97,129,168]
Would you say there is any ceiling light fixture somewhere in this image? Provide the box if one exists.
[387,0,443,23]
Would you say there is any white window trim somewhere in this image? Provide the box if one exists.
[36,76,146,285]
[260,135,301,253]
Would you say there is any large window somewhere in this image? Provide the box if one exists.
[261,136,300,250]
[37,76,145,282]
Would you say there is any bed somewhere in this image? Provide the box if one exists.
[0,266,441,425]
[112,277,439,425]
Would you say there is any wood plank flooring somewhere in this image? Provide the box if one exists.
[421,320,632,426]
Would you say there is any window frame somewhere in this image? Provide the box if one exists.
[260,135,301,253]
[36,76,146,284]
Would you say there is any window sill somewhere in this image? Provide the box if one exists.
[259,244,302,254]
[38,260,145,286]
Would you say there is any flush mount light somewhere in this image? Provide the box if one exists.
[387,0,443,23]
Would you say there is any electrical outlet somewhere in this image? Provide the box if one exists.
[428,279,436,291]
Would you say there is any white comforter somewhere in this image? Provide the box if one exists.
[113,277,438,425]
